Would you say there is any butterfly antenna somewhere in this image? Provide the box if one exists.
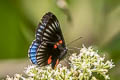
[67,37,82,46]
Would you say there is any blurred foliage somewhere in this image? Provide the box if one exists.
[0,0,120,79]
[0,0,34,59]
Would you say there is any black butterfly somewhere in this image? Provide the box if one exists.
[28,12,68,69]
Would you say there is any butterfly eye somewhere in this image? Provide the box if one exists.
[59,40,62,44]
[54,45,57,48]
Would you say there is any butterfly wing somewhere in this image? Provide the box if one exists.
[28,12,67,68]
[28,40,39,64]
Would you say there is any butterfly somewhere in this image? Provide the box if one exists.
[28,12,68,69]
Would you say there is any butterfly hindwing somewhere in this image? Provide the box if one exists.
[28,40,39,64]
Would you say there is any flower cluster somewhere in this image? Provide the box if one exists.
[6,46,115,80]
[69,46,115,80]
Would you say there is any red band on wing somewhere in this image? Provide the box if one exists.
[54,59,59,69]
[59,40,62,44]
[48,56,52,64]
[54,45,57,48]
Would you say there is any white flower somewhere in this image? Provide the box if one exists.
[24,65,38,76]
[6,75,13,80]
[5,45,115,80]
[105,75,110,79]
[6,74,22,80]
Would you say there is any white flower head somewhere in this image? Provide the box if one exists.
[24,65,38,76]
[6,75,13,80]
[5,45,115,80]
[6,74,22,80]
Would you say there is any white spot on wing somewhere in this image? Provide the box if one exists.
[43,37,49,40]
[37,29,41,32]
[49,25,54,31]
[41,45,46,48]
[37,52,44,56]
[46,29,51,34]
[36,33,40,36]
[52,23,56,29]
[44,32,49,37]
[40,25,44,29]
[36,37,40,40]
[38,48,45,51]
[55,21,59,27]
[43,42,47,46]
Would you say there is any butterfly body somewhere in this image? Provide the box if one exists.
[28,12,67,69]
